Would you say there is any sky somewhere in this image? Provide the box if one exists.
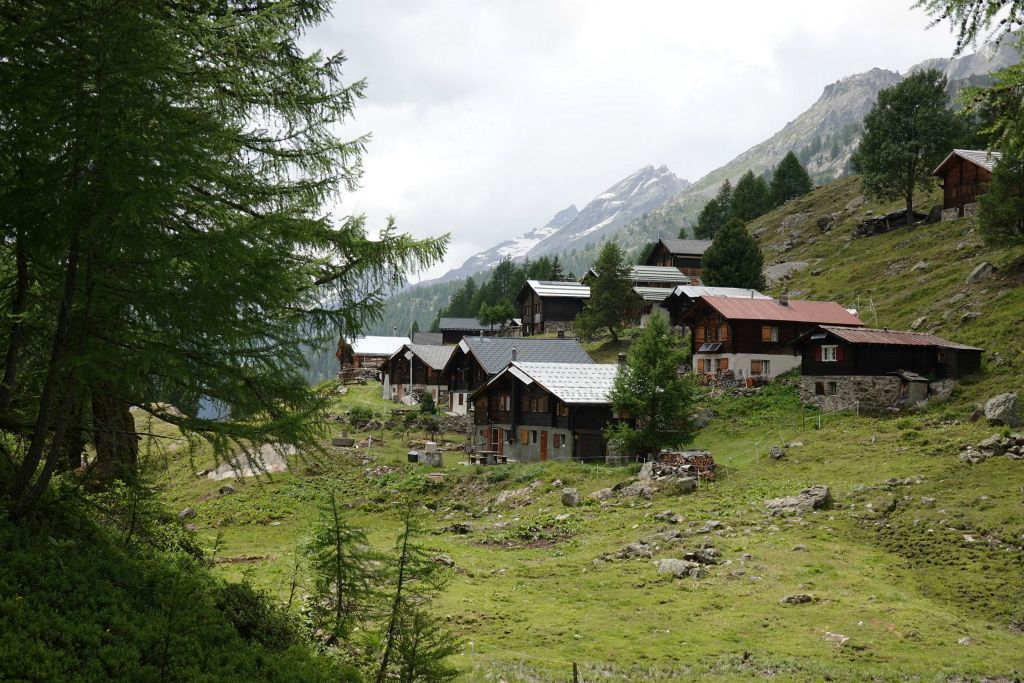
[303,1,961,280]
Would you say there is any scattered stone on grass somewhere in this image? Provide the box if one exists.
[432,554,456,568]
[824,632,850,647]
[619,480,656,499]
[590,487,614,501]
[561,488,580,507]
[616,542,652,560]
[446,522,472,535]
[494,480,541,506]
[984,393,1020,427]
[768,445,785,460]
[966,261,995,284]
[206,443,295,481]
[218,485,235,495]
[178,507,196,521]
[779,594,814,605]
[791,544,807,552]
[765,485,831,516]
[657,558,698,578]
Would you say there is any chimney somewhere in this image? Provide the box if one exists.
[779,291,789,307]
[617,353,627,367]
[511,346,517,362]
[557,326,565,339]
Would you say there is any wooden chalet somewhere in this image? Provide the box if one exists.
[446,336,593,415]
[680,295,864,380]
[791,325,983,411]
[662,285,771,327]
[339,336,410,369]
[516,280,590,336]
[932,149,1002,215]
[381,343,456,405]
[644,238,713,280]
[438,317,516,345]
[471,361,620,463]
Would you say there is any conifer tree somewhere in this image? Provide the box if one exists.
[852,69,958,224]
[770,152,814,206]
[550,256,565,281]
[574,243,638,342]
[701,219,767,290]
[694,180,733,239]
[606,315,695,456]
[731,170,772,221]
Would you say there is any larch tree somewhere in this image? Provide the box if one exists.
[769,152,814,206]
[574,242,638,342]
[0,1,447,519]
[701,218,767,290]
[852,68,958,225]
[731,170,773,221]
[694,180,733,239]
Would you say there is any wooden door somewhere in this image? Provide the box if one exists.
[540,431,548,461]
[497,429,504,455]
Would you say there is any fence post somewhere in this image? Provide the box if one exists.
[573,661,580,683]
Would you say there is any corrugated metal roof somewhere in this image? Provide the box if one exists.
[700,297,865,326]
[412,331,444,345]
[816,325,983,351]
[658,238,712,256]
[525,279,591,299]
[349,336,410,356]
[633,286,674,302]
[629,265,691,284]
[460,336,594,375]
[439,317,493,331]
[506,361,620,404]
[933,148,1003,175]
[671,285,771,300]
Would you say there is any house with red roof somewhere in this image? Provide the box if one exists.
[679,294,864,380]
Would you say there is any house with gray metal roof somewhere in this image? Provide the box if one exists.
[381,343,456,406]
[341,336,411,369]
[446,336,594,415]
[438,316,521,344]
[515,280,591,336]
[469,360,621,463]
[644,238,713,281]
[932,148,1003,216]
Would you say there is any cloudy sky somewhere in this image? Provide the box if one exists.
[304,1,960,280]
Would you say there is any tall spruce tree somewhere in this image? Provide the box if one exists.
[701,218,767,290]
[574,242,638,342]
[694,180,733,239]
[731,170,772,221]
[770,152,814,206]
[852,69,958,225]
[0,1,446,518]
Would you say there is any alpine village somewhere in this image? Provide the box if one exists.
[6,3,1024,683]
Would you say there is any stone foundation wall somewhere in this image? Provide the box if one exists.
[798,375,912,412]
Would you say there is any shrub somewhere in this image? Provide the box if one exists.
[348,405,377,427]
[418,392,436,414]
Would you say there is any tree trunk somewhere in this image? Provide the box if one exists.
[91,381,139,482]
[0,226,29,415]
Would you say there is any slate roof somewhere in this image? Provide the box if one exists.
[408,344,457,370]
[488,361,620,404]
[932,148,1003,175]
[628,265,691,285]
[633,286,674,302]
[670,285,771,300]
[696,297,864,326]
[459,336,594,375]
[349,336,410,356]
[412,331,444,345]
[439,317,494,332]
[521,280,591,299]
[657,238,713,256]
[801,325,983,351]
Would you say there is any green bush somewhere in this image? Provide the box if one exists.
[348,405,377,427]
[418,392,436,414]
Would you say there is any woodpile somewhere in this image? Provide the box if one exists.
[656,449,716,481]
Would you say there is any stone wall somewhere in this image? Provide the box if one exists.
[798,375,918,412]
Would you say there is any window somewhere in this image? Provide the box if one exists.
[531,430,538,444]
[815,382,824,395]
[751,359,770,375]
[761,325,779,342]
[556,402,569,417]
[458,393,464,406]
[827,381,838,395]
[822,345,838,362]
[553,434,564,448]
[715,358,729,372]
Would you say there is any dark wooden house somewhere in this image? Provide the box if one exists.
[680,295,864,380]
[515,280,590,336]
[644,238,713,280]
[438,317,507,345]
[339,336,410,369]
[791,325,983,411]
[662,285,771,327]
[381,343,455,405]
[445,336,594,415]
[470,361,620,462]
[932,149,1002,214]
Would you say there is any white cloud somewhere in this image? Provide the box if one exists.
[303,1,960,278]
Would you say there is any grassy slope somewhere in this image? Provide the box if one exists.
[150,179,1024,681]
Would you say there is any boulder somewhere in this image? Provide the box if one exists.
[845,195,866,211]
[691,407,714,429]
[765,485,831,516]
[674,477,697,494]
[561,488,580,507]
[616,542,652,560]
[824,632,850,648]
[590,487,614,501]
[218,485,236,495]
[619,480,656,499]
[816,215,835,232]
[984,393,1021,427]
[682,548,720,565]
[910,316,927,331]
[911,260,929,272]
[657,558,698,578]
[978,434,1006,456]
[779,594,814,605]
[689,566,708,579]
[637,462,654,480]
[966,261,995,284]
[431,554,456,568]
[177,507,196,521]
[768,445,785,460]
[446,522,472,534]
[781,212,810,229]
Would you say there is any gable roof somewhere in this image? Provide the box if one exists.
[628,265,691,285]
[656,238,713,256]
[932,148,1003,175]
[670,285,771,301]
[383,343,456,370]
[691,296,864,326]
[349,336,411,356]
[438,317,493,332]
[520,280,591,300]
[481,361,619,405]
[412,331,444,345]
[633,286,674,303]
[458,336,594,375]
[795,325,983,351]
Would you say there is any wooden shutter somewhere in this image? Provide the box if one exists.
[520,429,528,443]
[719,324,729,341]
[814,346,822,361]
[761,326,770,342]
[695,326,705,342]
[836,345,845,362]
